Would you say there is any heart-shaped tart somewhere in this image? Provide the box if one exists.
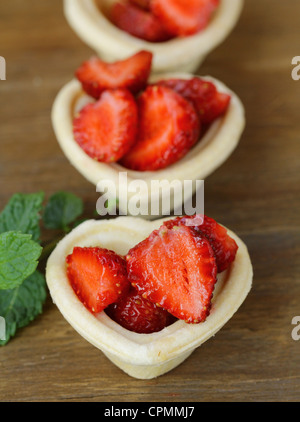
[52,72,245,216]
[64,0,244,73]
[46,217,253,379]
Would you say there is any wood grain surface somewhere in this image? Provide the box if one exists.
[0,0,300,402]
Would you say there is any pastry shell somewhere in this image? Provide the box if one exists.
[64,0,244,74]
[52,73,245,216]
[46,217,253,379]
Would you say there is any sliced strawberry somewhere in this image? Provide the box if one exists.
[76,51,153,99]
[164,215,238,273]
[157,78,231,124]
[110,2,173,43]
[66,247,130,314]
[126,225,217,323]
[151,0,220,36]
[73,89,138,163]
[106,287,176,334]
[120,86,201,171]
[129,0,151,10]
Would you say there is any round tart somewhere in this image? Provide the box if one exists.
[52,73,245,216]
[64,0,244,73]
[46,217,253,379]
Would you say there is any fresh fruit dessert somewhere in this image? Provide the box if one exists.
[64,0,244,73]
[110,0,220,42]
[46,216,253,378]
[73,51,231,171]
[66,215,238,330]
[52,51,245,215]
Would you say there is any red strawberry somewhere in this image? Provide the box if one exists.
[151,0,220,36]
[73,89,138,163]
[121,86,201,171]
[127,225,217,323]
[110,2,173,43]
[157,78,231,124]
[129,0,151,10]
[164,215,238,273]
[76,51,153,99]
[106,287,176,334]
[66,247,130,314]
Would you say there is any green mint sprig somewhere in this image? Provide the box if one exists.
[43,191,84,232]
[0,271,47,345]
[0,191,84,346]
[0,192,44,242]
[0,232,42,290]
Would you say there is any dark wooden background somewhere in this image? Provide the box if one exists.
[0,0,300,402]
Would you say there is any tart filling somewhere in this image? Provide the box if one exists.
[71,52,233,171]
[109,0,220,42]
[46,216,253,379]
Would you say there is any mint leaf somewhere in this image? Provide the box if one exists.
[43,191,83,231]
[0,232,42,290]
[0,192,44,242]
[0,270,47,346]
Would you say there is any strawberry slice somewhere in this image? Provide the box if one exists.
[110,2,173,43]
[73,89,138,163]
[120,86,201,171]
[66,247,130,314]
[106,287,176,334]
[164,215,238,273]
[76,51,153,99]
[129,0,151,10]
[157,78,231,124]
[151,0,220,36]
[126,225,217,323]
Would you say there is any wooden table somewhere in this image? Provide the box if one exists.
[0,0,300,402]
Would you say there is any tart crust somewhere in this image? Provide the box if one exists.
[64,0,244,73]
[46,217,253,379]
[52,73,245,216]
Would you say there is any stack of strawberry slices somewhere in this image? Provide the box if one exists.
[66,215,238,334]
[110,0,220,42]
[74,50,231,172]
